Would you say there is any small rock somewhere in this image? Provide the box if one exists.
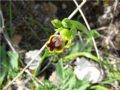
[24,50,41,70]
[74,57,104,83]
[49,72,60,86]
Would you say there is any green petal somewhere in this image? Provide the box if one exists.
[65,40,72,48]
[60,29,74,41]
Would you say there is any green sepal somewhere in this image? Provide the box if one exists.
[62,18,72,29]
[51,19,62,28]
[61,29,74,40]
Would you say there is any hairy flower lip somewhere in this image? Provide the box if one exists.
[47,35,64,53]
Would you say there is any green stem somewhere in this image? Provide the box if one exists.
[33,50,48,77]
[64,52,99,62]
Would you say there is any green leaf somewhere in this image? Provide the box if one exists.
[109,72,120,81]
[7,51,19,71]
[91,85,109,90]
[0,45,7,64]
[69,42,81,54]
[62,68,76,90]
[37,80,53,90]
[77,83,90,90]
[71,20,88,34]
[44,80,53,90]
[65,73,76,89]
[0,45,8,87]
[61,18,88,34]
[51,19,62,28]
[103,72,120,83]
[74,79,90,90]
[56,59,64,80]
[0,71,6,87]
[87,30,100,39]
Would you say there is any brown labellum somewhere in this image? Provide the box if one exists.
[47,35,64,53]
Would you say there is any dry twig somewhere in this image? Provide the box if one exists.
[73,0,100,59]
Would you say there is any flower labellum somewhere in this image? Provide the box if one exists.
[47,35,64,53]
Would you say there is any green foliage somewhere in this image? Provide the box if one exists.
[7,51,19,71]
[56,59,64,80]
[0,45,19,88]
[38,58,90,90]
[69,42,81,54]
[60,68,90,90]
[0,45,8,87]
[90,85,109,90]
[37,80,53,90]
